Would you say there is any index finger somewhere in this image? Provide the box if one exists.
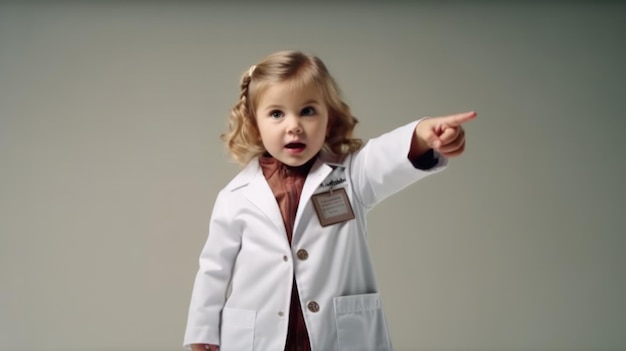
[437,111,477,126]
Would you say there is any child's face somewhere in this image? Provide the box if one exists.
[255,81,329,167]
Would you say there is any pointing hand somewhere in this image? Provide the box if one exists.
[415,111,477,158]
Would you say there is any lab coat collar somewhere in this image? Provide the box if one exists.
[226,152,339,238]
[226,151,341,192]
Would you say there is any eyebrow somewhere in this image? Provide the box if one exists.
[263,100,321,110]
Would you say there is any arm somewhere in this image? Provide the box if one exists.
[349,119,446,208]
[184,190,242,348]
[350,112,476,208]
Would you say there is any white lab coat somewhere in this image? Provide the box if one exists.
[184,120,447,350]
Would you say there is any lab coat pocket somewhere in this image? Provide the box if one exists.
[220,307,256,351]
[334,293,392,351]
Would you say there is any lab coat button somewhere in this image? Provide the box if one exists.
[283,255,288,262]
[296,249,308,260]
[278,311,284,317]
[307,301,319,312]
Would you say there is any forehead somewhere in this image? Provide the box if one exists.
[255,80,325,108]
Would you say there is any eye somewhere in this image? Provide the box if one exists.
[301,106,316,116]
[269,110,283,119]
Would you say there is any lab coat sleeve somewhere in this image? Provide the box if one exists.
[349,119,448,208]
[183,189,242,348]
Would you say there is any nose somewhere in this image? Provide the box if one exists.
[286,116,303,134]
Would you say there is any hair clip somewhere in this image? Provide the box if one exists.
[248,65,256,77]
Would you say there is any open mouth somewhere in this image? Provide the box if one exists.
[285,142,306,149]
[285,142,306,154]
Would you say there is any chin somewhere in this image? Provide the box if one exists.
[285,160,306,167]
[284,156,313,167]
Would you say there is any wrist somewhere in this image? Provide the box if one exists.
[409,132,431,159]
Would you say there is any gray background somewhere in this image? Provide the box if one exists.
[1,2,624,351]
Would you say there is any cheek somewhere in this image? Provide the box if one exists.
[251,125,262,142]
[255,124,270,145]
[324,115,332,134]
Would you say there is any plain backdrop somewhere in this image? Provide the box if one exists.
[1,2,625,351]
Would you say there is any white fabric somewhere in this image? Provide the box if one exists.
[184,120,447,350]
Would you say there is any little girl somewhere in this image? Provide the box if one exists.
[184,50,475,351]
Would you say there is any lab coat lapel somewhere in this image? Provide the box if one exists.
[293,157,333,236]
[241,162,287,238]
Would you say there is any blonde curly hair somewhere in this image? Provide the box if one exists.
[222,50,363,165]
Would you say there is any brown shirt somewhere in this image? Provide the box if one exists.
[260,155,315,351]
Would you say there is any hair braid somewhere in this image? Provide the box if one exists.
[221,70,264,164]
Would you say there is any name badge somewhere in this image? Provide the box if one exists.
[311,188,355,227]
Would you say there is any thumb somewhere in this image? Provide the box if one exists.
[430,122,446,148]
[432,137,443,149]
